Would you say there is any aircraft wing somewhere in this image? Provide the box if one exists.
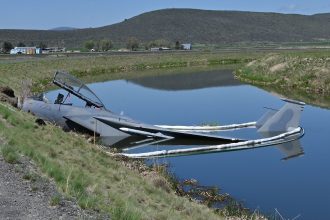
[63,115,97,132]
[63,115,130,138]
[94,116,243,144]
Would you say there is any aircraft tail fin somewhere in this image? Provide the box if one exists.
[256,109,277,129]
[257,99,305,133]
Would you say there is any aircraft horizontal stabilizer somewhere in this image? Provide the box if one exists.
[119,127,174,139]
[94,116,243,143]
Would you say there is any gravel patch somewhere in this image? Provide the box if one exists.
[0,155,109,220]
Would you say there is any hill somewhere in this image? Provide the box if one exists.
[0,9,329,48]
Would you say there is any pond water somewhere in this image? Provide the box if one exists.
[52,69,330,219]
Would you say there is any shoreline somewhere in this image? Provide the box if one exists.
[235,51,330,108]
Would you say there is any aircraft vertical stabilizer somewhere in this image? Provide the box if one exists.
[257,99,305,133]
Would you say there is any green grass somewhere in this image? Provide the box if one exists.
[1,145,19,164]
[50,194,61,206]
[236,50,330,108]
[111,201,142,220]
[22,171,37,182]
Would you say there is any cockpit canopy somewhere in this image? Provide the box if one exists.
[53,71,105,109]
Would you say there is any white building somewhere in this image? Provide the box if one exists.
[10,47,42,55]
[181,43,192,50]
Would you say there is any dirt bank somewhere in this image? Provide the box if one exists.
[0,155,106,220]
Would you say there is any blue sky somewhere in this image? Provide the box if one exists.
[1,0,330,29]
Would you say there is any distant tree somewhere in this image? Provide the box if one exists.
[2,41,13,53]
[148,39,172,49]
[38,42,47,49]
[147,41,157,50]
[94,40,100,51]
[148,40,157,49]
[175,41,181,50]
[100,39,113,51]
[126,37,139,51]
[84,40,94,50]
[17,42,25,47]
[155,39,171,48]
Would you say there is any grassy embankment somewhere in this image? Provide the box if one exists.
[0,52,262,219]
[235,50,330,108]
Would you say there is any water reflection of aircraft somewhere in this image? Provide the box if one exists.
[102,135,304,160]
[22,71,305,158]
[278,140,304,160]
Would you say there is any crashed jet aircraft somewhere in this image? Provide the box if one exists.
[22,71,305,158]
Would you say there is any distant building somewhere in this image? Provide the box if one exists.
[181,43,192,50]
[36,48,42,54]
[150,47,160,51]
[118,48,130,52]
[159,47,171,51]
[42,47,66,53]
[10,47,42,55]
[150,47,171,51]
